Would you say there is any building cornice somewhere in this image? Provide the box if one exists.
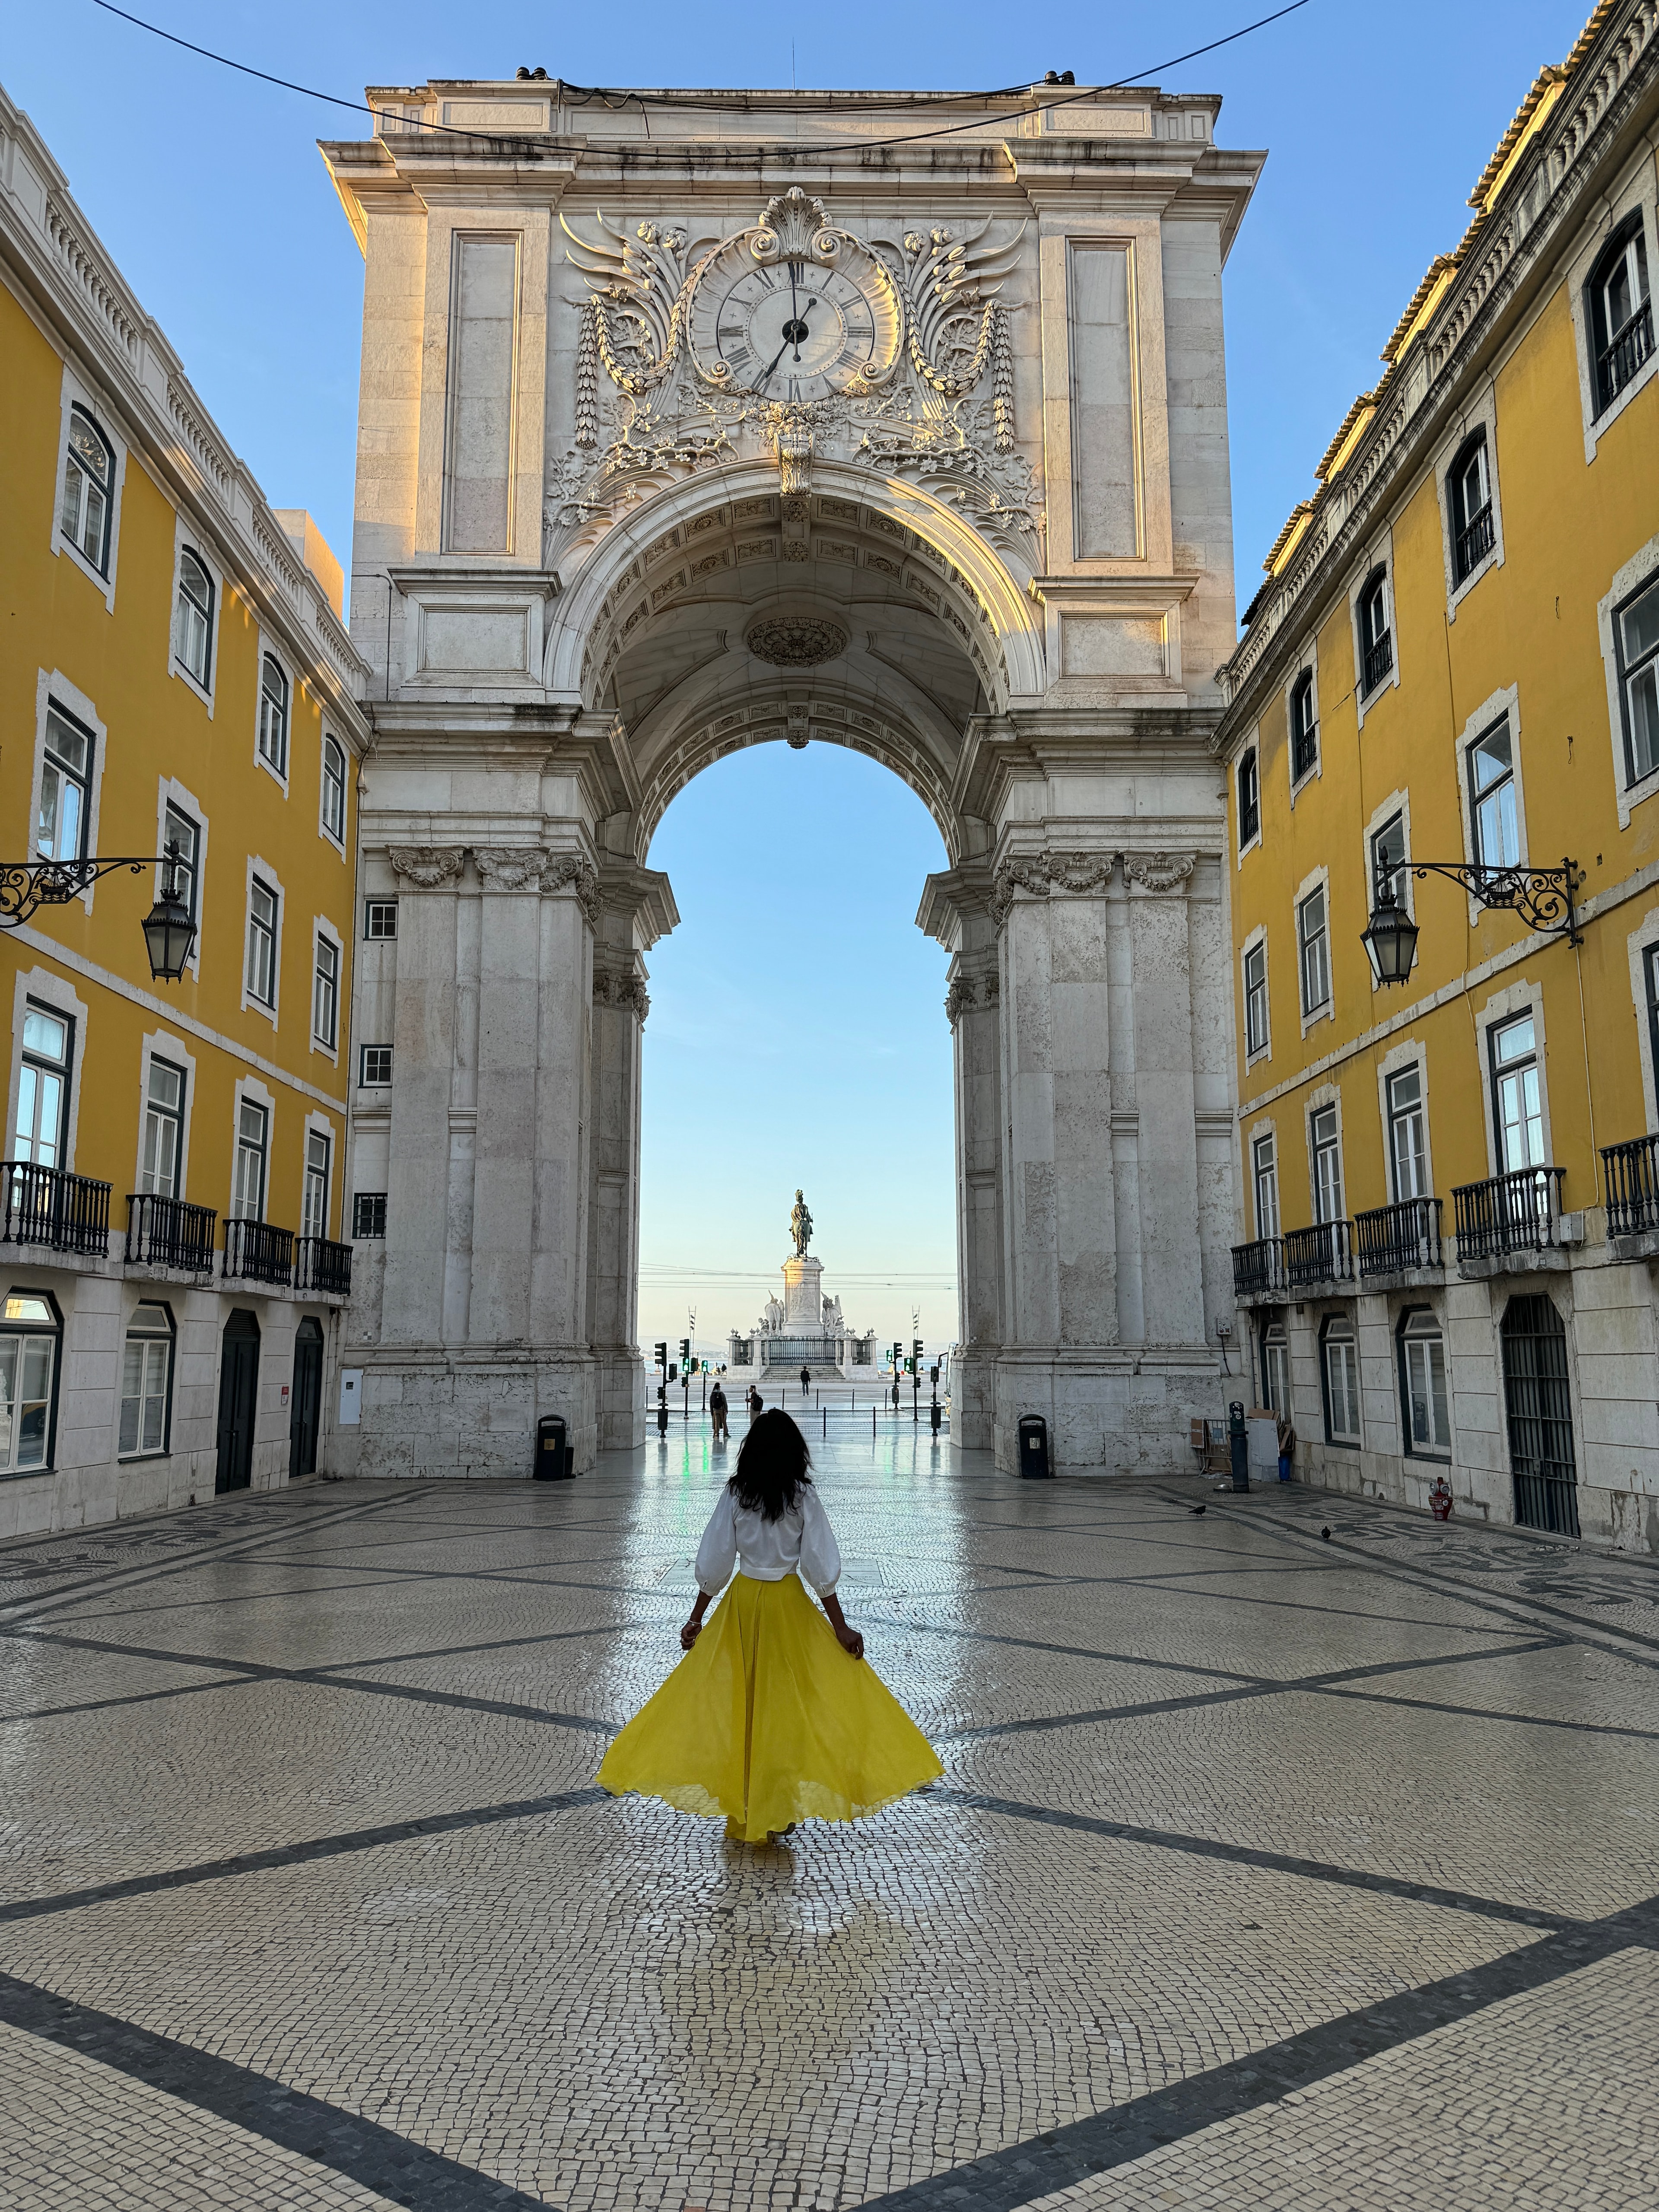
[0,82,373,744]
[1215,0,1659,748]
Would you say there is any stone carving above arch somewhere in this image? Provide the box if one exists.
[745,616,849,668]
[387,845,466,889]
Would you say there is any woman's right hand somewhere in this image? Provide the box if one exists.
[835,1624,865,1661]
[680,1617,702,1651]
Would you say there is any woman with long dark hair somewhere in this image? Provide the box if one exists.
[597,1408,941,1843]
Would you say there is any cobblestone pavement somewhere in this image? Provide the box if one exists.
[3,1427,1657,2210]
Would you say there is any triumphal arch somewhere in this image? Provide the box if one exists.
[322,79,1262,1477]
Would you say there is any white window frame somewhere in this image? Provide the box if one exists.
[133,1030,198,1203]
[310,920,343,1060]
[242,858,284,1026]
[51,367,126,609]
[118,1300,175,1460]
[155,777,209,980]
[1361,787,1415,994]
[6,968,88,1178]
[301,1113,337,1242]
[1234,740,1262,862]
[359,1044,393,1089]
[0,1289,62,1476]
[1374,1037,1435,1206]
[1348,538,1398,728]
[1567,156,1658,461]
[1475,979,1554,1182]
[1454,686,1529,923]
[230,1078,275,1224]
[1434,386,1506,619]
[254,639,292,789]
[1397,1306,1452,1461]
[1294,866,1333,1033]
[318,733,349,854]
[363,897,399,942]
[1625,902,1659,1137]
[1248,1119,1280,1240]
[168,519,222,710]
[1320,1311,1362,1446]
[1240,926,1271,1068]
[1599,532,1659,829]
[1285,657,1320,801]
[1305,1083,1346,1227]
[30,671,107,918]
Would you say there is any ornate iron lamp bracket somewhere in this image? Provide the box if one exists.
[1405,857,1583,944]
[0,855,176,928]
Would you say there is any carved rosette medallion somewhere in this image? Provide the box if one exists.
[745,617,849,669]
[387,845,466,889]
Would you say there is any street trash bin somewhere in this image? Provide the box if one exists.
[534,1414,572,1480]
[1018,1414,1052,1479]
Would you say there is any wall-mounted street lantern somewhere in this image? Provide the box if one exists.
[1362,858,1582,987]
[1,842,198,982]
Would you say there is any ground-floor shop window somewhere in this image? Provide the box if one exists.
[1320,1313,1361,1445]
[0,1291,60,1473]
[1398,1306,1450,1457]
[119,1301,174,1457]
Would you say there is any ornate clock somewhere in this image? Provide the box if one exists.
[688,189,902,404]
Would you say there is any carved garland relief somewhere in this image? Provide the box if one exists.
[386,846,602,926]
[988,851,1197,926]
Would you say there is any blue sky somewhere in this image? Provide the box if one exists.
[5,2,1595,1353]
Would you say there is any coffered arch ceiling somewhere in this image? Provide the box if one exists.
[544,461,1047,865]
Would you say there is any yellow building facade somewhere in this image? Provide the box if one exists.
[1,84,372,1532]
[1215,0,1659,1549]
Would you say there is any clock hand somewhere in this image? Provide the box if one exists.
[791,296,818,362]
[758,337,791,389]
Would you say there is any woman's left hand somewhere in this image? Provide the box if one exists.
[836,1624,865,1660]
[680,1617,702,1651]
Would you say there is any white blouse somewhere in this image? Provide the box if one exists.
[695,1484,842,1598]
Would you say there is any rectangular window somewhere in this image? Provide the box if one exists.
[364,899,398,940]
[174,549,214,686]
[1290,674,1318,782]
[37,705,93,864]
[140,1056,186,1200]
[1387,1065,1428,1202]
[163,804,201,926]
[1491,1013,1545,1173]
[1323,1322,1361,1444]
[15,1004,73,1170]
[0,1294,58,1472]
[232,1098,268,1221]
[1252,1131,1279,1239]
[1646,945,1659,1104]
[257,655,289,776]
[118,1303,173,1457]
[1370,812,1407,908]
[302,1129,331,1241]
[1298,884,1331,1016]
[360,1045,392,1087]
[1468,718,1520,869]
[1237,751,1260,849]
[246,879,278,1007]
[1310,1103,1344,1224]
[353,1192,388,1239]
[321,735,347,843]
[312,935,340,1049]
[1243,941,1268,1057]
[1616,574,1659,786]
[1399,1310,1451,1456]
[1262,1323,1289,1416]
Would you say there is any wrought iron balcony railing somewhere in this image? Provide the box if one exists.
[296,1236,353,1295]
[1355,1196,1443,1278]
[1231,1237,1285,1299]
[1453,501,1495,583]
[1602,1133,1659,1239]
[2,1160,111,1255]
[1597,301,1653,413]
[1362,630,1394,696]
[222,1217,294,1286]
[1283,1219,1355,1289]
[125,1192,218,1273]
[1452,1167,1566,1260]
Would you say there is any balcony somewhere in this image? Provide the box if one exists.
[2,1160,111,1255]
[1597,301,1653,413]
[126,1192,218,1274]
[1355,1197,1443,1281]
[1602,1132,1659,1255]
[1361,630,1394,696]
[1232,1237,1285,1302]
[296,1236,353,1296]
[1453,501,1495,584]
[1452,1167,1567,1269]
[222,1218,295,1287]
[1284,1219,1354,1291]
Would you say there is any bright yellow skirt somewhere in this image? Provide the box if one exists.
[597,1572,943,1843]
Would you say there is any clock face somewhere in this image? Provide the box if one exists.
[691,247,899,402]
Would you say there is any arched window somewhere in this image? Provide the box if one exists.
[1397,1307,1449,1458]
[1236,748,1260,849]
[321,734,347,842]
[1357,569,1392,696]
[60,406,113,573]
[1290,670,1318,780]
[0,1290,62,1474]
[1587,216,1652,415]
[1448,430,1494,583]
[258,654,289,775]
[174,550,214,686]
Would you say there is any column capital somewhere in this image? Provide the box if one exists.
[592,949,651,1021]
[387,843,467,888]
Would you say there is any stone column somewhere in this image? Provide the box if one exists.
[1121,852,1207,1350]
[381,845,467,1353]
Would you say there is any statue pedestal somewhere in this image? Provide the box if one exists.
[782,1255,823,1330]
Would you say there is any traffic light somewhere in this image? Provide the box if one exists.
[654,1341,667,1370]
[668,1362,678,1383]
[892,1340,903,1367]
[912,1339,923,1364]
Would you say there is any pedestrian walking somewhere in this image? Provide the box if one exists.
[746,1385,763,1424]
[800,1364,810,1399]
[596,1410,941,1844]
[709,1380,729,1444]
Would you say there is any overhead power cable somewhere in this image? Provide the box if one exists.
[87,0,1311,156]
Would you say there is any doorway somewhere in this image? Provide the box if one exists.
[1501,1294,1578,1537]
[215,1308,261,1494]
[289,1316,324,1480]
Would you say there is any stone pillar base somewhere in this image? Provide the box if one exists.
[991,1349,1227,1477]
[337,1348,599,1477]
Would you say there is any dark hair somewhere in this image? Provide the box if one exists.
[729,1408,814,1521]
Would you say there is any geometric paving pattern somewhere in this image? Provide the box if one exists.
[3,1426,1657,2209]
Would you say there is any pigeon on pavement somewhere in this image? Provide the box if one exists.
[1321,1526,1332,1540]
